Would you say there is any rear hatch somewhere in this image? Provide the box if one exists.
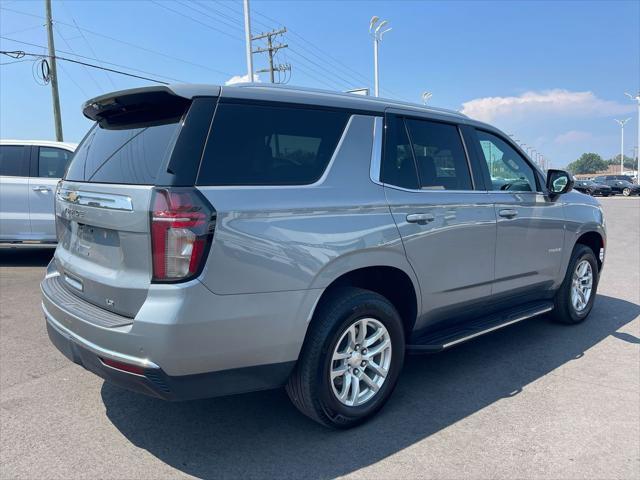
[54,87,217,318]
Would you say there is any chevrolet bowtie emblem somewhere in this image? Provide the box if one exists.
[67,191,79,202]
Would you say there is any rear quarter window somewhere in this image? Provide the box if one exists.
[197,103,349,186]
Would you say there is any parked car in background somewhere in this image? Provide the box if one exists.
[573,180,612,196]
[42,85,605,428]
[0,140,77,243]
[594,175,640,196]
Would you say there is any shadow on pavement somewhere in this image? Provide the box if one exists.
[101,294,639,479]
[0,247,54,267]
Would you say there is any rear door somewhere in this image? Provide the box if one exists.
[0,144,31,241]
[470,129,565,298]
[381,113,496,331]
[54,91,215,318]
[28,146,74,241]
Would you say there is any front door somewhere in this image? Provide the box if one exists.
[381,114,496,331]
[472,129,565,298]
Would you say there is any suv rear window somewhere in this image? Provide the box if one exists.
[197,103,349,186]
[65,121,181,184]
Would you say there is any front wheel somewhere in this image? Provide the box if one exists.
[286,287,405,428]
[551,244,599,324]
[623,187,631,196]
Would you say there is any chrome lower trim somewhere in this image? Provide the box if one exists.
[43,302,158,369]
[441,305,554,349]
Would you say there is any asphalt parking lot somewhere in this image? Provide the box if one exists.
[0,196,638,480]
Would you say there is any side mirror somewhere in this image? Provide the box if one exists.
[546,169,574,195]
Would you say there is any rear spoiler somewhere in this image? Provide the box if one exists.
[82,85,221,128]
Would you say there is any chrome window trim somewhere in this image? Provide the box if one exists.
[57,187,133,211]
[369,116,383,184]
[372,114,480,194]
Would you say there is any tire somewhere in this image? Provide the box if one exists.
[623,187,631,196]
[551,244,599,325]
[286,287,405,428]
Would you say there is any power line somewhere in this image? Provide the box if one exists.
[53,24,104,91]
[2,24,43,36]
[176,0,244,34]
[1,49,171,85]
[0,6,233,78]
[0,36,185,83]
[57,60,89,98]
[60,0,117,89]
[149,0,242,42]
[0,58,30,66]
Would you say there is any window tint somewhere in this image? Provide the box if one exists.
[38,147,72,178]
[476,130,537,192]
[0,145,28,177]
[405,119,472,190]
[65,121,181,184]
[198,103,349,186]
[381,115,419,189]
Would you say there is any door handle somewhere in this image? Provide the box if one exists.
[32,186,52,192]
[406,213,435,224]
[498,208,518,219]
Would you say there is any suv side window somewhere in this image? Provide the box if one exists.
[198,103,349,186]
[405,118,472,190]
[476,130,537,192]
[0,145,29,177]
[38,147,73,178]
[381,115,419,189]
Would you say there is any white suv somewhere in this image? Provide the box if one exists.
[0,139,77,243]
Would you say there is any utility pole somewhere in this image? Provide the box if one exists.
[615,118,631,174]
[45,0,63,141]
[243,0,254,82]
[252,28,289,83]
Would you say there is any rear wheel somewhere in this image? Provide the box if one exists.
[623,187,631,196]
[286,287,405,428]
[551,244,599,324]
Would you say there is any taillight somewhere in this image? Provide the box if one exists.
[150,187,215,282]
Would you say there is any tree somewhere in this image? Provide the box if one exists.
[566,153,608,174]
[607,154,636,170]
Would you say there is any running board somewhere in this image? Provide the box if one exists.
[407,301,554,353]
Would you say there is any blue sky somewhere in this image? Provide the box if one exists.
[1,0,638,168]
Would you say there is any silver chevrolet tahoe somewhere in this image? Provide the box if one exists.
[41,84,606,428]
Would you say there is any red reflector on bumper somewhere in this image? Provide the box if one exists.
[100,357,146,375]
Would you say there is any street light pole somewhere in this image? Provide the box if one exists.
[370,17,391,97]
[625,91,640,181]
[615,118,631,174]
[243,0,254,82]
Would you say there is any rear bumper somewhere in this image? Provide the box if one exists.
[40,260,317,400]
[45,306,295,401]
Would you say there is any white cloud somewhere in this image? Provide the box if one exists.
[554,130,593,145]
[461,89,633,123]
[224,73,261,85]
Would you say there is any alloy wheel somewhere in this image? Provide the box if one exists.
[330,317,392,407]
[571,260,593,312]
